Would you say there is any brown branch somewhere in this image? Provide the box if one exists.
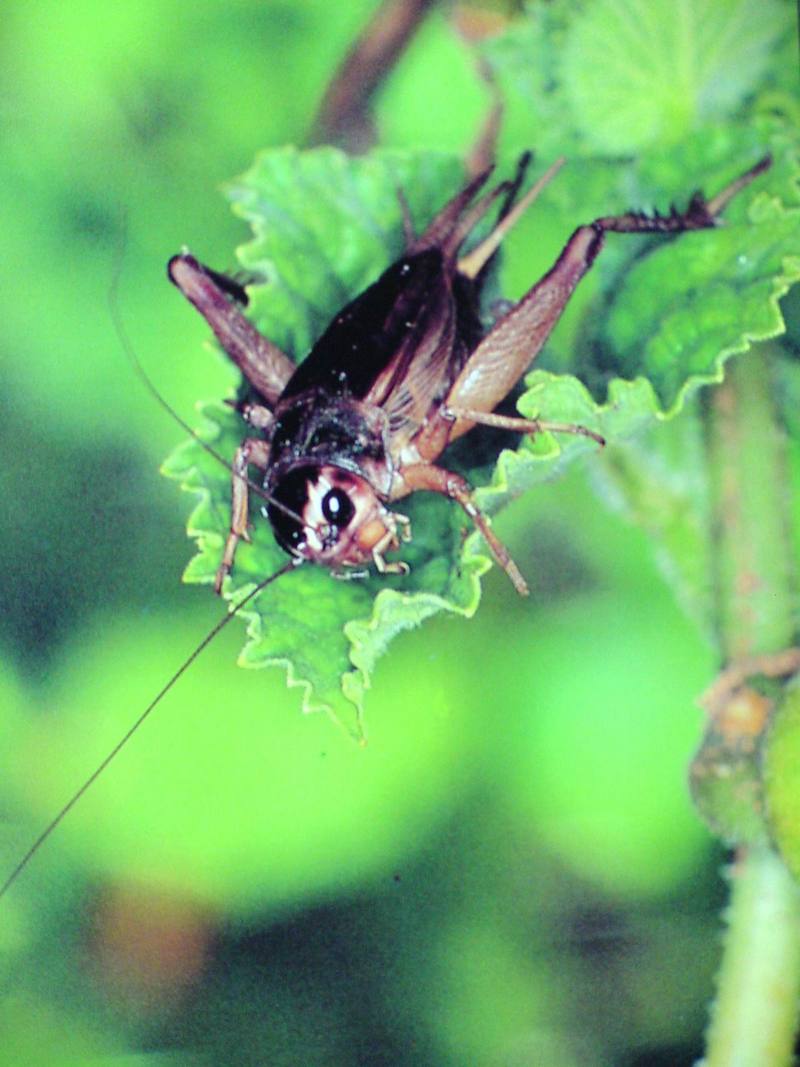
[308,0,439,152]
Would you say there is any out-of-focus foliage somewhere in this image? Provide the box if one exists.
[0,2,797,1066]
[561,0,790,154]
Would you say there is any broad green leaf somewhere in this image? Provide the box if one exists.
[483,0,791,159]
[480,4,578,161]
[515,120,800,633]
[561,0,790,154]
[605,147,800,410]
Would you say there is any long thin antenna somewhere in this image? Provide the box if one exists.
[0,560,297,902]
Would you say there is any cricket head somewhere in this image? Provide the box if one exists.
[266,462,396,569]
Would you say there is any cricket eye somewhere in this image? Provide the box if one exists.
[266,465,321,554]
[321,488,355,529]
[268,507,304,553]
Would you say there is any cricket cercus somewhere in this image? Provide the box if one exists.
[168,152,770,597]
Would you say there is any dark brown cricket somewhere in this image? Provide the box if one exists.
[169,153,770,597]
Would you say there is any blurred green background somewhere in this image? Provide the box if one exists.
[0,2,793,1065]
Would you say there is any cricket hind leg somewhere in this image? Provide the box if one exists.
[168,253,296,408]
[420,153,773,454]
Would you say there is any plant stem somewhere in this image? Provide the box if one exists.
[307,0,437,151]
[702,347,800,1066]
[708,348,796,659]
[704,845,800,1067]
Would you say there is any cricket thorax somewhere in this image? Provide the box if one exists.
[265,388,399,566]
[269,388,388,472]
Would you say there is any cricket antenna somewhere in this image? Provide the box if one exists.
[0,560,297,902]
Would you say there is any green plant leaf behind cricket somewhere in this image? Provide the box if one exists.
[561,0,792,155]
[582,128,800,635]
[475,0,800,645]
[479,0,800,639]
[485,0,793,159]
[605,127,800,409]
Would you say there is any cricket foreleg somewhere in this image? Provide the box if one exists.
[215,437,271,595]
[398,463,529,596]
[371,525,410,576]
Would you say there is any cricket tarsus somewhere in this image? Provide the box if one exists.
[706,154,771,217]
[0,562,295,902]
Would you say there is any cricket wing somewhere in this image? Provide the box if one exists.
[279,248,462,449]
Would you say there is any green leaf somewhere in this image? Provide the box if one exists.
[479,4,578,161]
[561,0,791,154]
[546,125,800,631]
[482,0,791,159]
[165,150,476,737]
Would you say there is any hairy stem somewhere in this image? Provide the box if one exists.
[307,0,438,152]
[708,347,796,658]
[702,346,800,1066]
[704,845,800,1067]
